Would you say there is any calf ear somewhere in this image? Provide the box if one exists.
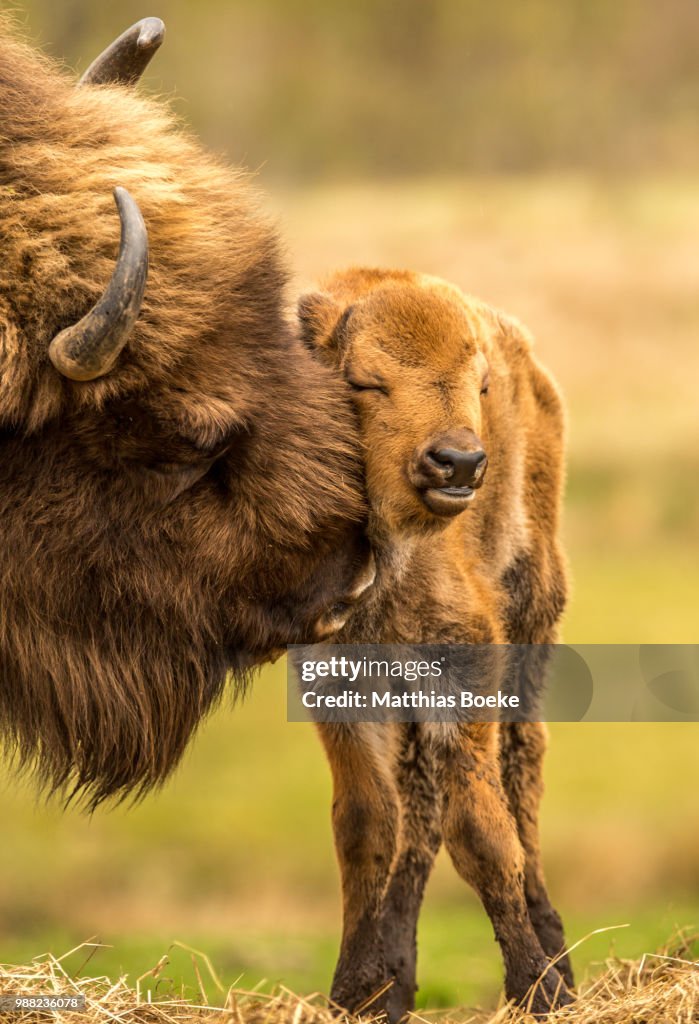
[297,291,344,350]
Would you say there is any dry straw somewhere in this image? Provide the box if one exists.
[0,934,697,1024]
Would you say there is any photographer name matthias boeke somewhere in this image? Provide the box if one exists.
[300,689,520,710]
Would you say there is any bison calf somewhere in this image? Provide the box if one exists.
[299,268,572,1018]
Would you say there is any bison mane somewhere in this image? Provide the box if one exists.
[0,15,367,808]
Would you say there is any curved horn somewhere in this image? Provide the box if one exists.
[79,18,165,87]
[49,188,148,382]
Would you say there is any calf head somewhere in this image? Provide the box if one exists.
[299,269,493,533]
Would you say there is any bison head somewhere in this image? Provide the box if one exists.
[0,18,372,806]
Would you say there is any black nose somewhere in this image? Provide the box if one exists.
[426,447,488,488]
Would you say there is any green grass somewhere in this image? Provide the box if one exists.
[4,903,699,1011]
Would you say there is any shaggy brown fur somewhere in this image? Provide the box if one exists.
[0,18,371,807]
[299,268,570,1019]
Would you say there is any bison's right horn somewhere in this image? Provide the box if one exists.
[49,188,148,382]
[78,18,165,87]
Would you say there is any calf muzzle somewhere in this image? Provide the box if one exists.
[410,433,488,518]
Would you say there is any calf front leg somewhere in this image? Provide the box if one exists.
[316,722,401,1015]
[430,722,572,1016]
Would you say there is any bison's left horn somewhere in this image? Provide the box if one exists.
[49,188,148,382]
[78,18,165,87]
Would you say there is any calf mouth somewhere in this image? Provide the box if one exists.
[420,485,475,517]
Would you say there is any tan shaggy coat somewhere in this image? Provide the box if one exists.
[298,267,571,1019]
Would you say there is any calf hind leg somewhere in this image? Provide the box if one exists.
[432,722,572,1016]
[499,721,574,987]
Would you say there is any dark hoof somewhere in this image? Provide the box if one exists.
[330,978,396,1022]
[512,963,575,1018]
[528,905,576,989]
[382,984,415,1024]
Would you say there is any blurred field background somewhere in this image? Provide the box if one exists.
[1,0,699,1012]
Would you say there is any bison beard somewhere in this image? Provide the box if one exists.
[0,16,368,807]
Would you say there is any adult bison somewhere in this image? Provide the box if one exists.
[0,17,373,808]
